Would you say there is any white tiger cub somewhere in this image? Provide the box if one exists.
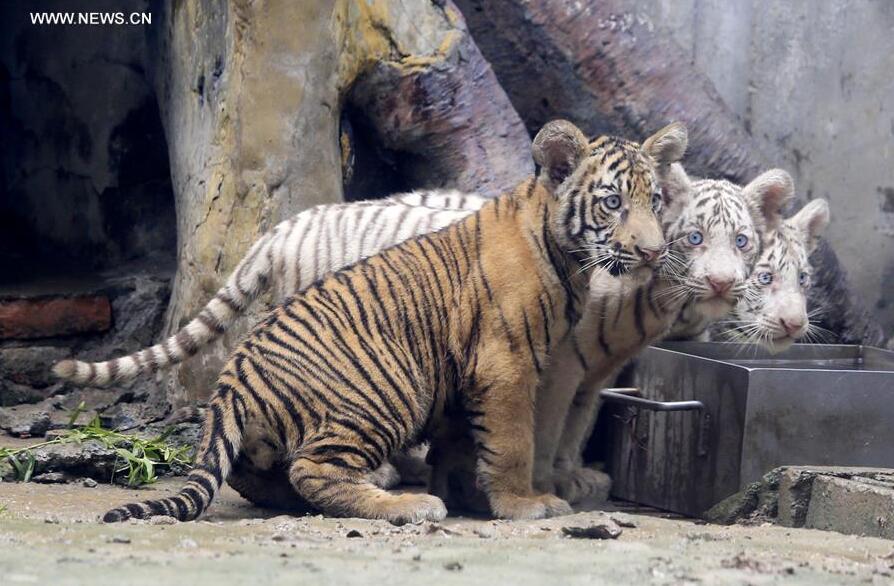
[725,198,830,352]
[53,191,486,386]
[539,199,831,505]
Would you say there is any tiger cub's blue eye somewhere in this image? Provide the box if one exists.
[757,272,773,285]
[651,193,662,212]
[799,271,809,286]
[603,194,622,210]
[735,234,749,249]
[688,231,704,246]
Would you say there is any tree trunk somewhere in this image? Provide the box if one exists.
[150,0,532,406]
[454,0,884,346]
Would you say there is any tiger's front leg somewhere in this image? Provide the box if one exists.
[551,379,612,505]
[469,360,572,520]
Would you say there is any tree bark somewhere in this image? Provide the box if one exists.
[150,0,532,406]
[453,0,767,181]
[453,0,884,346]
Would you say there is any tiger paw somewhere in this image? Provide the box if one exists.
[490,493,573,520]
[379,493,447,526]
[552,467,612,505]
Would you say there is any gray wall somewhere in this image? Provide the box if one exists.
[639,0,894,338]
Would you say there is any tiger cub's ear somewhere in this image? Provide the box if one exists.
[644,123,690,219]
[742,169,795,234]
[642,122,688,166]
[532,120,589,191]
[660,163,694,221]
[789,198,830,254]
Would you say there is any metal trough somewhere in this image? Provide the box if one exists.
[604,343,894,517]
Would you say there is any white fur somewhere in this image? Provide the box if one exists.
[534,172,786,503]
[732,199,830,353]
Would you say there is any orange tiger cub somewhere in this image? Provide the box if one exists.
[101,119,687,523]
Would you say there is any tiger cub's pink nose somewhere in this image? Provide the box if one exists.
[706,276,734,295]
[635,245,664,264]
[779,317,805,337]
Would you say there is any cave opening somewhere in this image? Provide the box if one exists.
[339,104,413,202]
[0,84,177,291]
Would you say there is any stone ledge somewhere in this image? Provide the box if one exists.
[707,466,894,540]
[803,475,894,539]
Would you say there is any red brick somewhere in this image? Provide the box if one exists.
[0,296,112,339]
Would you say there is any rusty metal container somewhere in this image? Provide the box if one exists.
[604,342,894,516]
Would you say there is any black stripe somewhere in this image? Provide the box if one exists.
[176,330,199,355]
[596,297,613,356]
[634,288,647,342]
[198,310,226,334]
[236,355,303,444]
[148,500,167,515]
[124,503,143,518]
[275,306,402,430]
[182,486,205,509]
[522,311,542,374]
[171,496,189,519]
[192,473,216,498]
[310,443,378,470]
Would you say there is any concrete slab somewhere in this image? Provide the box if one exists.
[709,465,894,541]
[772,467,894,539]
[806,475,894,539]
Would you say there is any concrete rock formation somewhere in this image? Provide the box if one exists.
[706,466,894,540]
[149,0,533,405]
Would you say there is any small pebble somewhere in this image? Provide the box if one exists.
[474,524,496,539]
[561,521,622,540]
[179,538,198,548]
[425,523,459,536]
[32,472,70,484]
[82,478,98,488]
[444,561,463,571]
[44,514,61,524]
[346,529,363,538]
[108,536,131,544]
[610,515,637,528]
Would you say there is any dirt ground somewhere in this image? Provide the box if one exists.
[1,479,893,585]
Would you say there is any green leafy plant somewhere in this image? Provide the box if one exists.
[66,400,87,428]
[6,451,36,482]
[0,417,192,487]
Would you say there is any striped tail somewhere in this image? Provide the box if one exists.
[103,392,243,522]
[53,232,277,387]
